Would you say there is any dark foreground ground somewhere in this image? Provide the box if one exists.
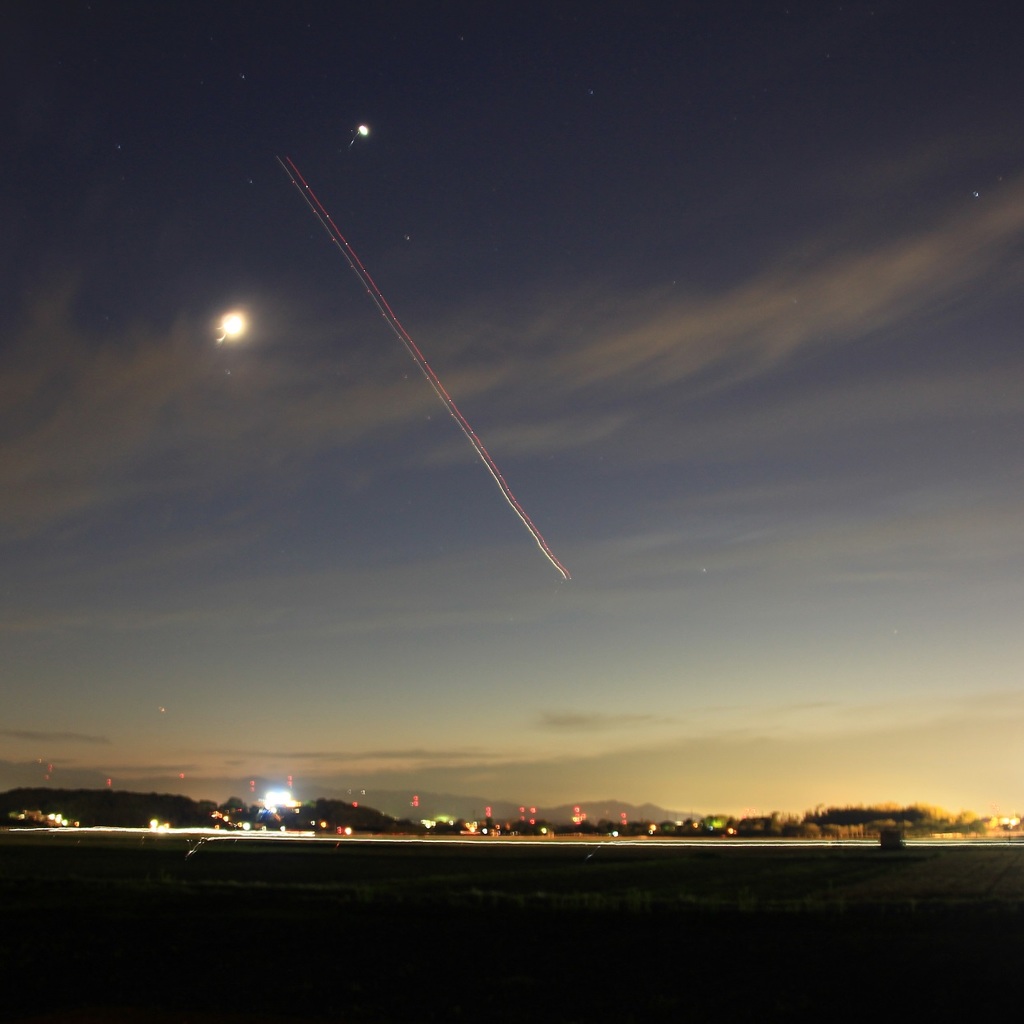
[2,831,1023,1022]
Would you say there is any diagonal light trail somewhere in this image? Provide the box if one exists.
[277,155,571,580]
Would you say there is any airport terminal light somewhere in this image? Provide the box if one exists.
[262,789,299,813]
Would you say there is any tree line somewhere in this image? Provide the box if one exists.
[0,788,404,833]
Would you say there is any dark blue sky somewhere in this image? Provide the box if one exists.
[3,2,1023,817]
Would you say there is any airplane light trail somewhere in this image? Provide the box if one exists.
[277,155,571,580]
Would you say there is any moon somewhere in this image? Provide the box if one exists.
[216,311,247,343]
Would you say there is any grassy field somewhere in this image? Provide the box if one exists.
[3,831,1023,1022]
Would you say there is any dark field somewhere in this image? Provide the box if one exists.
[3,831,1023,1022]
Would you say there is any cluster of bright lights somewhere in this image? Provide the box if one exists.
[10,810,76,827]
[262,789,299,813]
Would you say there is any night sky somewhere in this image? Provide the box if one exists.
[3,2,1023,818]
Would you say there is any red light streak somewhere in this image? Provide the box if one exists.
[277,155,571,580]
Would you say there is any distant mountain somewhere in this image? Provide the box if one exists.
[319,787,700,826]
[546,801,702,826]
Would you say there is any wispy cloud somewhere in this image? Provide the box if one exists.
[219,746,513,772]
[6,171,1022,539]
[1,728,110,745]
[0,292,434,536]
[405,175,1024,467]
[537,711,675,731]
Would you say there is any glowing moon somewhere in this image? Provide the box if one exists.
[216,311,247,343]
